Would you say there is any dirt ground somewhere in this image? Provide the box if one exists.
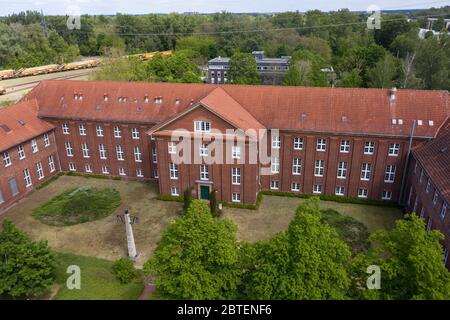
[222,195,403,242]
[0,175,179,266]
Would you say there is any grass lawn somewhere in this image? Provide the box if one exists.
[222,195,403,242]
[0,175,180,266]
[53,252,143,300]
[33,187,121,226]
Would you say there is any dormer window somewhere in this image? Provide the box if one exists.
[155,96,162,104]
[118,97,123,102]
[104,94,108,102]
[417,120,422,126]
[429,120,434,126]
[194,121,211,133]
[144,95,149,103]
[398,119,403,125]
[175,99,180,106]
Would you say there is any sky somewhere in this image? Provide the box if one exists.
[0,0,449,16]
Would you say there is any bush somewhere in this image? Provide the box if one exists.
[112,258,138,284]
[183,187,193,212]
[156,194,183,202]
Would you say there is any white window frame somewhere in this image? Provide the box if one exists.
[194,121,211,133]
[335,186,345,196]
[169,162,178,180]
[388,143,400,156]
[65,142,73,157]
[313,184,322,194]
[433,191,438,207]
[99,144,107,159]
[232,193,241,203]
[119,167,126,176]
[358,188,368,198]
[337,161,347,179]
[384,165,396,183]
[340,140,350,153]
[132,128,140,139]
[85,164,92,173]
[68,163,76,172]
[3,151,11,167]
[200,143,209,157]
[48,155,55,173]
[79,124,87,136]
[62,123,70,135]
[152,147,157,164]
[114,126,122,138]
[231,146,241,159]
[291,182,300,192]
[316,138,326,152]
[18,144,26,160]
[292,158,302,175]
[293,137,303,150]
[171,187,179,196]
[314,160,324,177]
[270,180,279,190]
[232,167,241,185]
[361,163,371,181]
[441,202,448,220]
[271,156,280,174]
[36,162,44,180]
[136,169,144,178]
[168,142,177,154]
[134,145,142,162]
[116,145,124,161]
[96,125,104,137]
[364,141,375,155]
[82,143,90,158]
[200,165,209,181]
[23,168,32,187]
[31,139,38,153]
[272,135,281,149]
[425,179,431,194]
[382,190,392,200]
[43,133,50,147]
[102,165,109,175]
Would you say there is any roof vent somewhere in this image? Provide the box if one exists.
[18,120,26,126]
[0,124,11,132]
[440,147,448,153]
[144,95,149,103]
[136,105,142,112]
[189,99,194,106]
[175,98,180,106]
[389,87,397,103]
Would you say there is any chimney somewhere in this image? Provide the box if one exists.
[389,87,397,103]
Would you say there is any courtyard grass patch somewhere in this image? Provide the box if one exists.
[53,252,143,300]
[32,187,121,226]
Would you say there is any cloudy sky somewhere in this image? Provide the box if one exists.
[0,0,449,16]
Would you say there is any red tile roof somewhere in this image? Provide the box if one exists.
[412,120,450,202]
[22,80,449,138]
[0,99,54,152]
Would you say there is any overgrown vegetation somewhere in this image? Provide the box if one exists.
[32,187,121,226]
[112,258,138,284]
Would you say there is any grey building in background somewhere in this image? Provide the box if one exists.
[207,51,290,85]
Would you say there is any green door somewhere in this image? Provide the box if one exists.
[200,186,210,200]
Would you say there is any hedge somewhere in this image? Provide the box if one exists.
[155,194,184,203]
[66,172,122,181]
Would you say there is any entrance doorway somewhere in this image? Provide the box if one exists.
[200,185,210,200]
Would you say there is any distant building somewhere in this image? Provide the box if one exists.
[418,18,450,39]
[207,51,290,85]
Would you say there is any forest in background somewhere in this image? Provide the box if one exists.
[0,7,449,90]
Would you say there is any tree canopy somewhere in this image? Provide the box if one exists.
[228,52,261,85]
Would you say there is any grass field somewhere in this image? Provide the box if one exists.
[53,252,143,300]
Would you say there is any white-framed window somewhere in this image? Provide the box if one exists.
[200,143,209,157]
[0,190,4,204]
[132,128,140,139]
[337,161,347,179]
[313,184,322,194]
[152,147,157,164]
[85,164,92,173]
[358,188,368,198]
[31,139,38,153]
[65,142,73,157]
[316,138,326,152]
[114,126,122,138]
[425,179,431,194]
[340,140,350,153]
[419,169,424,183]
[444,248,449,266]
[293,137,303,150]
[364,141,375,155]
[134,145,142,162]
[3,151,11,167]
[232,193,241,203]
[388,143,400,156]
[271,156,280,173]
[18,144,25,159]
[171,187,179,196]
[82,143,90,158]
[36,162,44,180]
[102,165,109,175]
[200,165,209,181]
[426,218,432,233]
[194,121,211,133]
[48,155,55,173]
[168,142,177,154]
[136,169,144,177]
[116,145,124,161]
[291,182,300,192]
[270,180,279,190]
[433,191,438,207]
[360,163,371,181]
[314,160,324,177]
[68,163,76,171]
[232,167,241,185]
[382,191,392,200]
[272,135,281,149]
[384,165,396,183]
[23,168,32,187]
[79,124,87,136]
[441,202,448,220]
[292,158,302,175]
[335,186,345,196]
[99,144,107,159]
[119,167,126,176]
[169,162,178,180]
[153,169,159,179]
[96,125,104,137]
[413,162,418,175]
[43,133,50,147]
[232,146,241,159]
[62,123,70,135]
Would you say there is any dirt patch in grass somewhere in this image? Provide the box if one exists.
[0,176,180,266]
[222,195,403,242]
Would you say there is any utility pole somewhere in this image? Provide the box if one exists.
[116,208,139,261]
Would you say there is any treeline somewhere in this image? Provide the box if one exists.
[1,8,449,89]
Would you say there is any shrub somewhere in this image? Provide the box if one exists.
[183,187,193,212]
[156,194,183,202]
[112,258,138,284]
[210,189,220,217]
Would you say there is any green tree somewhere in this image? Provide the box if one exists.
[183,187,192,212]
[415,37,449,90]
[146,53,202,83]
[367,54,399,88]
[351,214,450,300]
[209,189,218,217]
[374,14,412,49]
[283,50,329,87]
[228,52,261,85]
[112,258,138,284]
[244,198,352,299]
[143,200,240,299]
[337,69,363,88]
[0,220,56,298]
